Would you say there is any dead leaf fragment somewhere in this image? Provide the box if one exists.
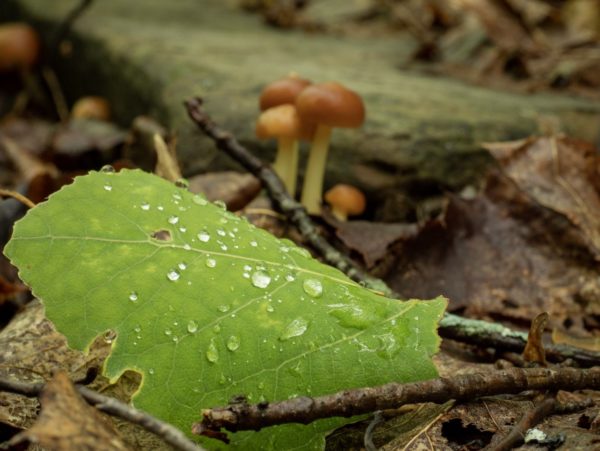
[523,312,548,366]
[188,171,261,211]
[9,371,130,450]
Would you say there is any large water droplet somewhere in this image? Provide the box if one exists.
[141,202,150,211]
[192,194,208,206]
[327,302,381,330]
[167,270,180,281]
[226,335,240,352]
[303,279,323,298]
[128,291,138,302]
[197,231,210,242]
[279,318,309,341]
[206,339,219,363]
[100,165,115,173]
[251,271,271,289]
[187,320,198,333]
[168,215,179,225]
[206,258,217,268]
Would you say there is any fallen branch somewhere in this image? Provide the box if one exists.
[0,376,205,451]
[197,366,600,435]
[184,96,600,367]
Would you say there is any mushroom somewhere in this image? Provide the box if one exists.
[258,74,313,195]
[256,104,313,194]
[0,23,40,73]
[324,184,366,221]
[295,82,365,215]
[71,96,111,121]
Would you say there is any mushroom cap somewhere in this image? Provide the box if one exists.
[324,184,366,216]
[256,104,315,141]
[71,96,111,121]
[0,23,40,72]
[295,82,365,128]
[259,75,312,111]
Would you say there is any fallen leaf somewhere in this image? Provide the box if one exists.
[523,312,548,366]
[188,170,261,211]
[9,371,130,450]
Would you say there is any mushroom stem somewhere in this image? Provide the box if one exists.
[330,206,347,222]
[301,124,331,215]
[272,137,299,195]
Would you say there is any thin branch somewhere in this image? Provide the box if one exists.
[197,367,600,435]
[50,0,95,54]
[184,96,600,368]
[0,188,36,209]
[0,376,205,451]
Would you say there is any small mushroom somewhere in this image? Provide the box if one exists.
[256,104,313,194]
[296,82,365,215]
[71,96,111,121]
[324,184,366,221]
[0,23,40,73]
[259,74,312,111]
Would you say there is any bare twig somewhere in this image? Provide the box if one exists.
[184,96,600,368]
[0,189,36,209]
[197,367,600,436]
[50,0,95,54]
[0,376,205,451]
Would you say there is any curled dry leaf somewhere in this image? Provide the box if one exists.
[523,312,548,366]
[9,371,130,451]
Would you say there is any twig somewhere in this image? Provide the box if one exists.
[488,393,557,451]
[0,376,205,451]
[197,367,600,435]
[185,97,388,293]
[50,0,94,55]
[184,96,600,368]
[0,188,36,209]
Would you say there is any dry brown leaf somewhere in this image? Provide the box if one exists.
[523,312,548,366]
[9,371,130,450]
[188,171,261,211]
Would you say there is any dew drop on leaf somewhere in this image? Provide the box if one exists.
[217,229,226,237]
[148,368,155,375]
[226,335,240,352]
[197,231,210,242]
[250,240,258,247]
[164,328,172,336]
[141,202,150,211]
[251,271,271,289]
[206,258,217,268]
[100,165,116,173]
[178,262,187,270]
[128,291,138,302]
[213,324,221,333]
[103,329,117,344]
[187,319,198,334]
[206,339,219,363]
[192,194,208,206]
[303,279,323,298]
[103,183,113,191]
[168,215,179,225]
[134,325,141,333]
[213,200,226,210]
[279,318,308,341]
[266,304,274,313]
[285,274,295,282]
[217,304,230,313]
[175,178,189,189]
[183,243,191,250]
[167,270,180,281]
[179,226,187,233]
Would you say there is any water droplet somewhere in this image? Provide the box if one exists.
[179,226,187,233]
[141,202,150,211]
[243,265,252,271]
[251,271,271,289]
[242,272,250,279]
[226,335,240,352]
[128,291,138,302]
[100,164,115,173]
[206,258,217,268]
[103,330,117,344]
[303,279,323,298]
[157,205,164,211]
[183,243,191,250]
[197,231,210,242]
[285,274,295,282]
[220,244,228,251]
[172,336,179,343]
[164,328,172,336]
[168,215,179,224]
[217,228,226,237]
[266,304,274,313]
[279,318,309,341]
[103,183,112,191]
[327,302,382,330]
[213,324,221,333]
[258,382,265,390]
[148,368,155,375]
[217,304,230,313]
[178,262,187,270]
[192,194,208,205]
[206,339,219,363]
[175,178,189,189]
[214,200,226,210]
[250,240,258,247]
[167,270,180,281]
[134,325,141,333]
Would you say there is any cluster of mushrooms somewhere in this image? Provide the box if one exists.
[256,75,366,221]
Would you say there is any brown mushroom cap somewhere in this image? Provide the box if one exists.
[295,82,365,129]
[0,23,40,72]
[324,184,366,217]
[71,96,111,121]
[256,104,315,141]
[259,75,312,111]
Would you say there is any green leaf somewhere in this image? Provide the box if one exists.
[5,170,446,450]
